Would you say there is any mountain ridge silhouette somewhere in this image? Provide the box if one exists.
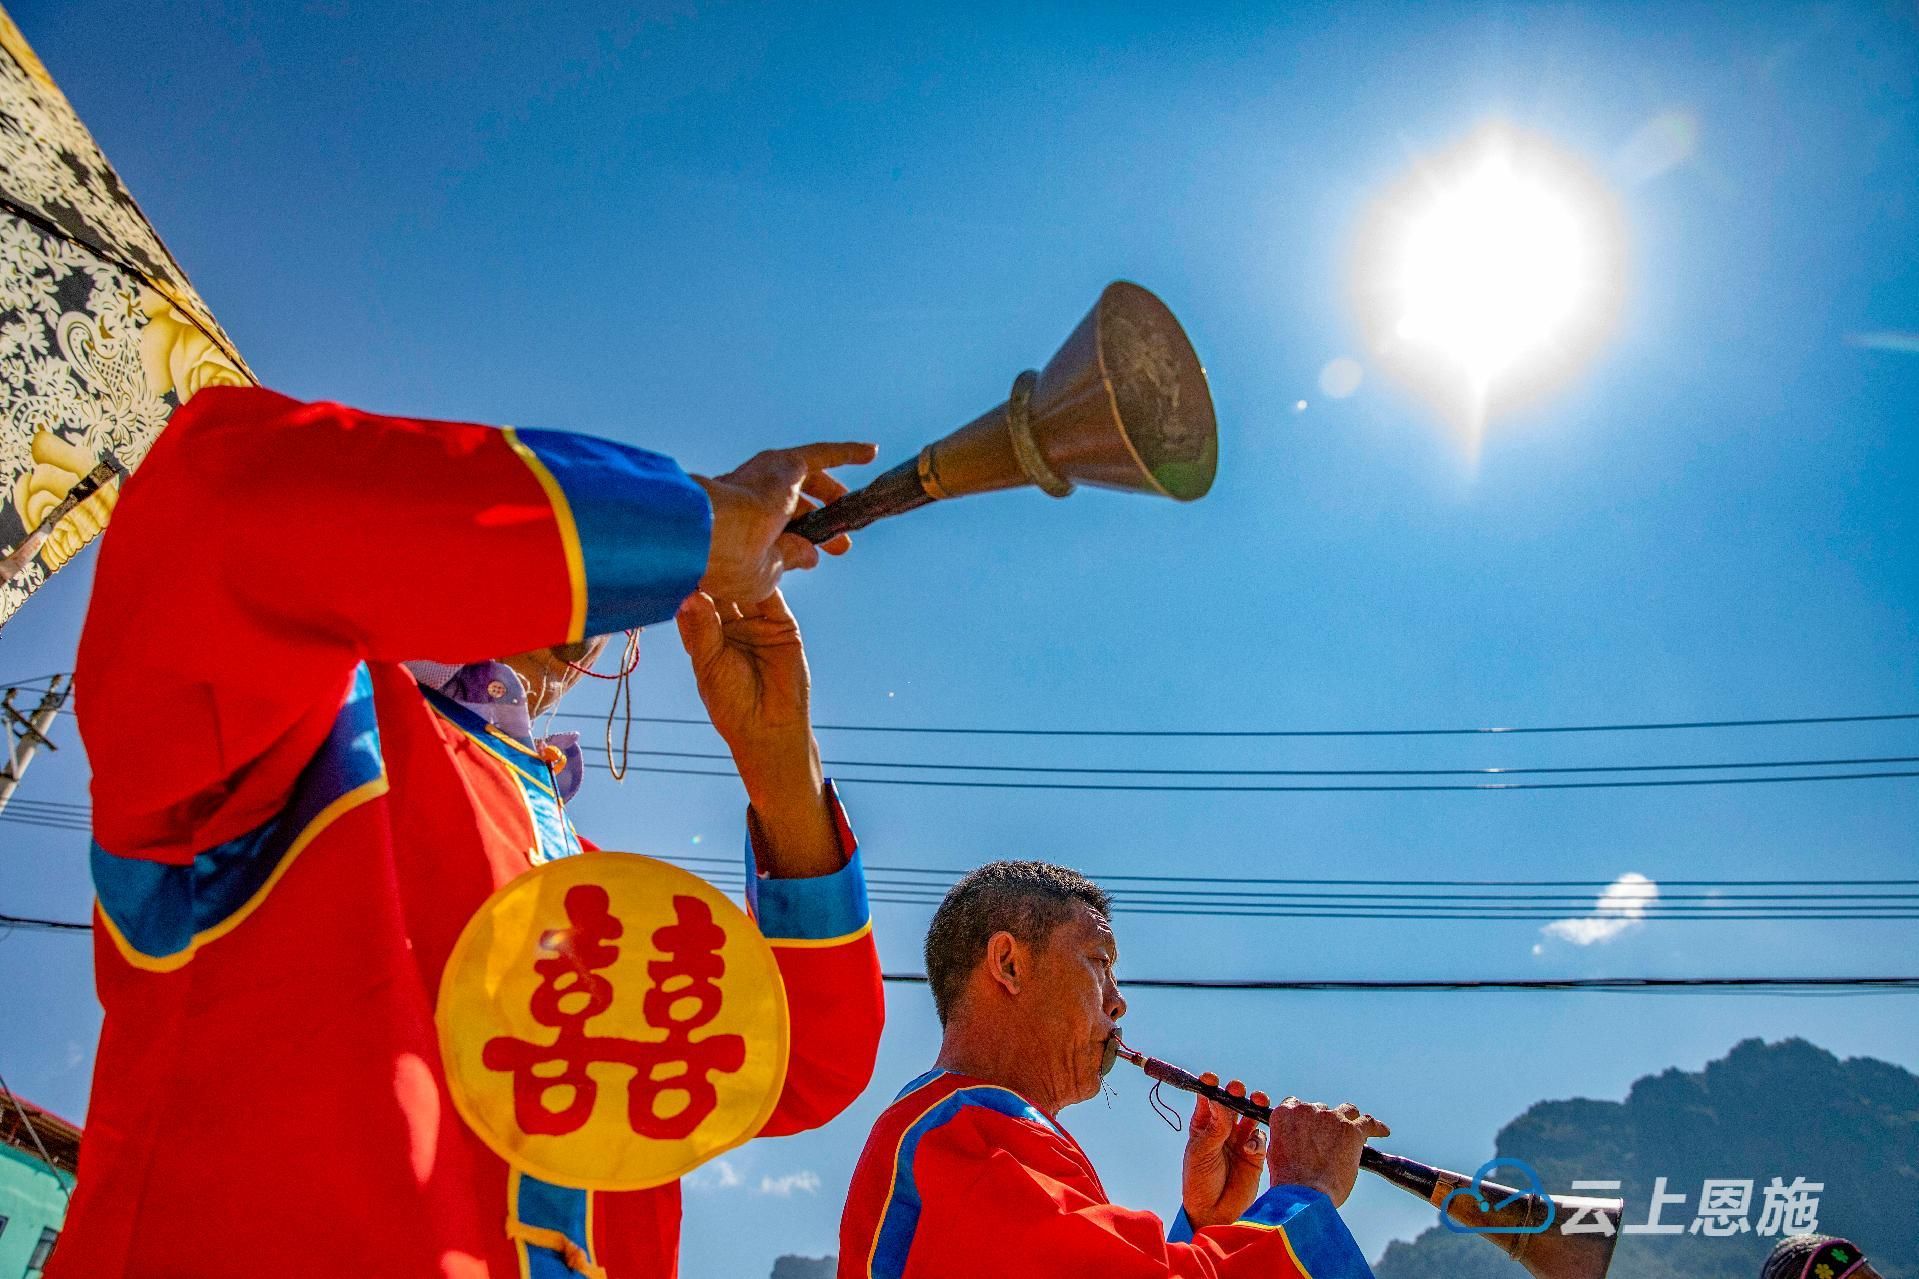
[1373,1037,1917,1279]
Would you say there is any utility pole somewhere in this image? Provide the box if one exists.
[0,675,70,816]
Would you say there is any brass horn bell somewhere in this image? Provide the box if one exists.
[788,281,1218,543]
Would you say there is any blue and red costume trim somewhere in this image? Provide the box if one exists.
[839,1071,1374,1279]
[57,387,882,1279]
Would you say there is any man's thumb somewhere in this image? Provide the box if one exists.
[676,592,722,663]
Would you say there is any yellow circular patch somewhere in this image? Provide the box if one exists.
[437,851,790,1191]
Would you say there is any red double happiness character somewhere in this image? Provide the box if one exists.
[626,896,748,1140]
[483,887,746,1141]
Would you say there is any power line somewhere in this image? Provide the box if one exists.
[0,673,68,691]
[558,709,1919,739]
[656,852,1919,890]
[0,1062,70,1206]
[5,675,1912,739]
[880,973,1919,992]
[1,912,1909,993]
[574,748,1919,779]
[2,799,89,818]
[0,812,92,835]
[580,761,1919,793]
[15,800,1907,898]
[0,912,87,933]
[658,871,1919,922]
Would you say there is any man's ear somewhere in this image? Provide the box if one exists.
[983,931,1022,997]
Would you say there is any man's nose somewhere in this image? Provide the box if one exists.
[1108,984,1127,1021]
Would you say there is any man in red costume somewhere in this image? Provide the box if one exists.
[840,861,1388,1279]
[54,385,886,1278]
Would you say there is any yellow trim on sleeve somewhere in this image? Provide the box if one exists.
[865,1081,961,1278]
[765,919,874,950]
[505,1224,606,1279]
[507,1170,535,1279]
[583,1189,597,1269]
[1272,1221,1316,1279]
[100,775,391,974]
[505,1168,606,1279]
[502,425,588,644]
[861,1077,1059,1277]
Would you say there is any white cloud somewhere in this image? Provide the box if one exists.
[1539,872,1659,946]
[683,1158,744,1192]
[685,1161,822,1197]
[758,1170,821,1198]
[1847,331,1919,355]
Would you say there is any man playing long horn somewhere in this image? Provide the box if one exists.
[51,385,884,1279]
[839,860,1387,1278]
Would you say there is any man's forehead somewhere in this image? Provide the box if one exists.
[1061,902,1118,953]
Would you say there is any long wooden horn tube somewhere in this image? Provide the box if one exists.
[1113,1041,1624,1279]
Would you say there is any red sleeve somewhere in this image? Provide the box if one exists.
[902,1109,1322,1279]
[76,386,710,862]
[743,782,885,1137]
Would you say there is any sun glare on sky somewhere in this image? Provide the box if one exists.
[1351,127,1625,445]
[1392,155,1596,382]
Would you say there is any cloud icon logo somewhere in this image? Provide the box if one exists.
[1438,1157,1556,1235]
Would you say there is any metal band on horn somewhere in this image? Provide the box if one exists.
[1004,369,1073,498]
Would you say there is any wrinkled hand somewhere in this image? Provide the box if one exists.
[693,442,877,606]
[676,588,839,878]
[1181,1074,1269,1229]
[677,588,812,747]
[1265,1099,1390,1208]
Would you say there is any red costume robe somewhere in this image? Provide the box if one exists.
[53,386,884,1279]
[839,1071,1376,1279]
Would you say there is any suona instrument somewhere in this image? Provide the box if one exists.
[1113,1040,1623,1279]
[787,281,1218,543]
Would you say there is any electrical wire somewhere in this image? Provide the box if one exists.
[13,795,1908,899]
[0,911,1909,993]
[0,1061,70,1204]
[6,675,1914,738]
[0,913,87,933]
[573,747,1919,778]
[644,869,1919,921]
[654,851,1919,889]
[576,759,1919,792]
[3,911,1908,988]
[0,672,69,691]
[877,973,1919,993]
[556,709,1919,739]
[0,812,93,834]
[10,799,1909,915]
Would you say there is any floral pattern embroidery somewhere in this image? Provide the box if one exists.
[0,12,250,625]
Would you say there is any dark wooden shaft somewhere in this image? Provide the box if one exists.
[785,456,934,543]
[1135,1050,1528,1211]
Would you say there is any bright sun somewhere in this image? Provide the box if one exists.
[1392,155,1596,383]
[1352,127,1624,436]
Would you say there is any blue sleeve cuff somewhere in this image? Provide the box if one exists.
[742,780,871,942]
[511,427,712,637]
[1240,1186,1375,1278]
[1168,1207,1195,1244]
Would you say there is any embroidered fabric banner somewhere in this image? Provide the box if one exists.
[437,851,792,1191]
[0,7,253,625]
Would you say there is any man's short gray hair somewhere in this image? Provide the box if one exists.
[923,860,1111,1025]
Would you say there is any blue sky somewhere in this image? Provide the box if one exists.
[2,2,1915,1274]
